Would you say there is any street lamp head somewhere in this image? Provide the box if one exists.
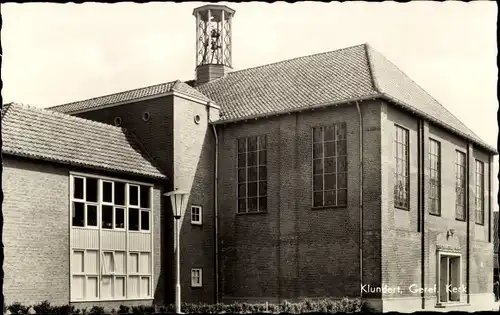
[164,189,190,219]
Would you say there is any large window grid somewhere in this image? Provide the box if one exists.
[455,151,466,221]
[237,135,267,213]
[394,125,409,209]
[312,123,347,208]
[475,160,484,225]
[428,139,441,215]
[70,175,153,301]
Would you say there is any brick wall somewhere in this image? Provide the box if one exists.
[2,156,164,308]
[217,100,382,302]
[76,95,217,304]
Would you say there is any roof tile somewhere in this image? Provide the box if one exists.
[2,103,166,179]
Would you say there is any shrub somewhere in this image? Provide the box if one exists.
[88,306,105,315]
[131,305,155,315]
[7,303,31,315]
[117,305,130,314]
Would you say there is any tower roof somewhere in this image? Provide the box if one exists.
[193,4,235,17]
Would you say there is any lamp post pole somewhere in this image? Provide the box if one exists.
[164,189,189,315]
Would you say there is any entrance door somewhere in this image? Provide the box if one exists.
[438,254,461,303]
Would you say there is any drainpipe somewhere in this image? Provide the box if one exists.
[356,101,364,296]
[207,103,220,304]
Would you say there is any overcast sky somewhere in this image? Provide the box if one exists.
[1,2,498,209]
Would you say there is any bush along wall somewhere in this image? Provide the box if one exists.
[6,297,365,314]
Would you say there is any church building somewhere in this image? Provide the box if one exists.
[2,4,497,312]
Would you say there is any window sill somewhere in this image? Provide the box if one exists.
[429,212,441,217]
[455,218,466,222]
[475,222,485,226]
[435,302,470,308]
[311,205,347,211]
[236,211,267,216]
[70,297,153,303]
[394,206,409,211]
[191,222,202,226]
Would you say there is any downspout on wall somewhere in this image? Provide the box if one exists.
[208,106,220,304]
[356,101,364,296]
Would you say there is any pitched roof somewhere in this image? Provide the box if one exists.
[1,102,167,180]
[49,80,211,114]
[197,43,496,153]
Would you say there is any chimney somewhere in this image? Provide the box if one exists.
[193,4,235,85]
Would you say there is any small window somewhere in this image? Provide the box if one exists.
[140,210,150,231]
[102,205,113,229]
[142,112,151,122]
[87,205,98,227]
[72,202,85,227]
[191,206,202,225]
[129,208,139,231]
[86,178,98,203]
[102,181,113,203]
[191,268,202,287]
[140,185,150,208]
[114,117,122,127]
[74,177,84,200]
[115,207,125,229]
[129,185,139,207]
[114,182,126,206]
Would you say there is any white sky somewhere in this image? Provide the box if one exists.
[1,2,498,210]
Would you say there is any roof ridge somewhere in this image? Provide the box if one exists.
[363,43,380,93]
[1,102,14,120]
[10,102,127,132]
[48,80,177,110]
[124,128,168,178]
[367,44,484,141]
[198,43,367,87]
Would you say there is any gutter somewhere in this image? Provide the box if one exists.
[418,119,425,309]
[356,101,364,297]
[207,105,220,304]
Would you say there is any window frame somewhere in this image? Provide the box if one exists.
[455,150,467,221]
[311,122,348,209]
[191,205,203,225]
[394,124,410,210]
[236,135,268,214]
[191,268,203,288]
[69,172,154,302]
[475,159,485,225]
[428,138,441,216]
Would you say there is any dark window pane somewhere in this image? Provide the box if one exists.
[140,186,150,208]
[259,166,267,181]
[86,178,98,202]
[87,205,97,227]
[248,198,258,212]
[313,143,323,159]
[129,185,139,206]
[238,138,246,153]
[338,156,348,172]
[338,140,347,156]
[248,167,258,182]
[72,202,85,227]
[238,168,246,182]
[324,142,336,157]
[102,205,113,229]
[313,128,322,143]
[313,159,323,175]
[338,173,347,189]
[115,208,125,229]
[259,151,267,165]
[324,126,334,141]
[258,197,267,212]
[248,137,258,151]
[338,189,347,205]
[248,151,257,166]
[114,182,126,206]
[74,177,84,199]
[337,123,347,140]
[324,174,336,190]
[313,192,323,207]
[259,181,267,196]
[238,184,246,198]
[258,136,267,150]
[313,175,323,191]
[324,158,336,174]
[324,190,336,206]
[129,208,139,231]
[248,182,258,197]
[103,181,113,203]
[238,153,247,168]
[238,199,247,213]
[141,211,150,231]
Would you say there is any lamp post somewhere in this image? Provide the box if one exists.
[164,189,189,314]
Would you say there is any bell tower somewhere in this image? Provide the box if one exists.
[193,4,235,85]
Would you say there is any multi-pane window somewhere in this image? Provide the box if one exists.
[428,139,441,215]
[475,160,484,225]
[455,151,466,221]
[191,206,202,225]
[394,125,409,209]
[312,123,348,207]
[237,135,267,213]
[191,268,203,287]
[70,175,153,301]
